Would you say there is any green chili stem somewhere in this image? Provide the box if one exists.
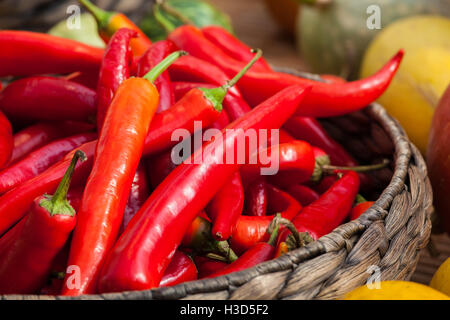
[143,50,188,83]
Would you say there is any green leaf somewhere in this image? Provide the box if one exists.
[139,0,234,42]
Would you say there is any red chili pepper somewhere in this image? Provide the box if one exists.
[79,0,152,57]
[210,108,230,130]
[0,151,84,294]
[349,195,374,221]
[242,140,316,189]
[146,149,178,189]
[244,176,268,217]
[284,116,374,190]
[98,83,312,292]
[230,183,303,254]
[205,171,244,241]
[159,251,198,287]
[238,51,404,115]
[62,52,185,296]
[141,85,221,156]
[194,256,228,279]
[0,30,104,77]
[168,55,244,99]
[286,184,320,207]
[96,28,137,132]
[201,26,273,72]
[168,26,403,115]
[172,81,252,122]
[280,170,360,244]
[206,217,281,279]
[135,40,178,113]
[266,184,302,221]
[0,76,97,125]
[0,110,13,170]
[284,117,359,167]
[39,242,70,295]
[8,121,95,165]
[119,163,151,235]
[168,25,263,79]
[0,141,96,237]
[0,132,96,195]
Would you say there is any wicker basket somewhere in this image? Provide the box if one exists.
[1,71,433,300]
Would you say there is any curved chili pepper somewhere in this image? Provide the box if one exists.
[206,217,280,279]
[286,184,320,207]
[0,132,96,195]
[244,176,268,217]
[159,251,198,287]
[280,170,360,246]
[205,171,244,241]
[350,195,374,221]
[237,51,404,115]
[168,55,243,99]
[194,256,228,279]
[201,26,272,72]
[79,0,152,57]
[168,25,263,80]
[181,215,238,262]
[210,108,230,130]
[0,141,96,237]
[0,30,104,78]
[284,116,374,190]
[119,163,151,235]
[168,26,403,114]
[8,121,95,165]
[62,52,185,296]
[135,40,178,113]
[0,151,84,294]
[0,110,13,170]
[0,76,96,125]
[98,83,312,293]
[96,28,137,132]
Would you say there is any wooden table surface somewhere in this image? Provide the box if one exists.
[210,0,450,286]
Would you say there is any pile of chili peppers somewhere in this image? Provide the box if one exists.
[0,0,403,296]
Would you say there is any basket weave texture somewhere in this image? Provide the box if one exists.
[1,98,433,300]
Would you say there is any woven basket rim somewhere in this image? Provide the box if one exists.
[1,71,418,300]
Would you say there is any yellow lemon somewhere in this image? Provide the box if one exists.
[430,258,450,296]
[360,15,450,154]
[343,280,450,300]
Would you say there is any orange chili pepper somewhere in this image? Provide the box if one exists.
[61,51,186,296]
[79,0,152,57]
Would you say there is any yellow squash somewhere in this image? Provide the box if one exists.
[343,280,450,300]
[360,15,450,154]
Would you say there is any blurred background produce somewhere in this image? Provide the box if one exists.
[427,84,450,235]
[294,0,450,80]
[360,15,450,155]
